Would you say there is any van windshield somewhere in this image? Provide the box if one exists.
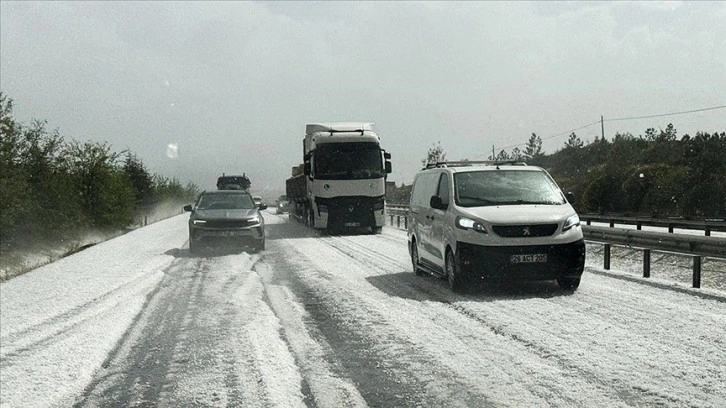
[454,170,565,207]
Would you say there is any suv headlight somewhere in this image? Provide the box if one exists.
[248,216,260,224]
[563,214,580,231]
[193,219,207,225]
[456,216,488,233]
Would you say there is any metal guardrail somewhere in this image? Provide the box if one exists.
[580,214,726,236]
[583,226,726,288]
[387,205,726,288]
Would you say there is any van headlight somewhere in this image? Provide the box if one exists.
[456,216,488,233]
[563,214,580,231]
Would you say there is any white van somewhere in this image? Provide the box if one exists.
[407,161,585,292]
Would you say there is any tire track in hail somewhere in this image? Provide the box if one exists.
[74,256,211,407]
[320,235,645,406]
[274,238,493,407]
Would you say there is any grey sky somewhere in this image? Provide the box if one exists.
[2,1,725,195]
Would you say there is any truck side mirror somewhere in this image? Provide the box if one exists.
[383,151,391,160]
[385,161,392,174]
[183,204,193,212]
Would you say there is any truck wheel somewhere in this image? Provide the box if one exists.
[308,207,315,228]
[372,226,383,235]
[446,249,467,293]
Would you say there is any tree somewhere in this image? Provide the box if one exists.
[495,150,511,161]
[63,140,134,228]
[123,153,153,206]
[564,132,583,149]
[524,133,543,159]
[421,141,446,166]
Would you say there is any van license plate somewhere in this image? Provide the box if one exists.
[511,254,547,264]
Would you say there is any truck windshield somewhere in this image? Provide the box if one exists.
[454,170,565,207]
[314,142,384,180]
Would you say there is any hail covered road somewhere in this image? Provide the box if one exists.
[1,212,724,407]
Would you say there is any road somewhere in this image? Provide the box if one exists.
[1,212,725,407]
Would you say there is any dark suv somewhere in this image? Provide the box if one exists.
[184,190,267,254]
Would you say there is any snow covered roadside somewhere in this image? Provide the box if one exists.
[0,214,189,408]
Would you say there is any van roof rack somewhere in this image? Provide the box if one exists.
[423,160,527,169]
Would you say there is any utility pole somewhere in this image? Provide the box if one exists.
[492,145,495,160]
[601,115,605,141]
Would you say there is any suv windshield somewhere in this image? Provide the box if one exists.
[454,170,565,207]
[314,142,384,180]
[196,193,255,210]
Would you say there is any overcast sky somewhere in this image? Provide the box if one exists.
[2,1,725,195]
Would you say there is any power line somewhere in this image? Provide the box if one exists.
[605,104,726,122]
[473,120,599,159]
[474,103,726,159]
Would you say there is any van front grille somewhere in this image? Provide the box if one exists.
[492,224,558,237]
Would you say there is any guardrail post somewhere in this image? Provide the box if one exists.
[637,222,642,231]
[693,257,702,288]
[390,214,394,226]
[604,244,611,270]
[668,224,674,233]
[643,249,650,278]
[609,220,615,228]
[404,216,408,229]
[705,227,711,237]
[397,215,401,228]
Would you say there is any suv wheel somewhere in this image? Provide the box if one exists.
[446,249,467,292]
[411,240,425,276]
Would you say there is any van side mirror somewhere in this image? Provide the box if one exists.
[183,204,193,212]
[385,161,392,174]
[565,192,575,204]
[383,151,391,160]
[430,195,447,210]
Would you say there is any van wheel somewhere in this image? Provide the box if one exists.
[372,226,383,235]
[557,277,581,291]
[411,240,425,276]
[446,249,467,292]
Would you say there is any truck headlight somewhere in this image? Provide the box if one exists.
[456,216,487,233]
[563,214,580,231]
